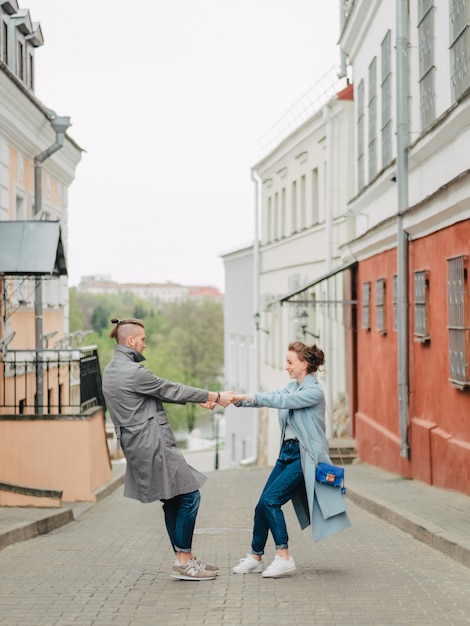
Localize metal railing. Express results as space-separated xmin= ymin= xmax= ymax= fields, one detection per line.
xmin=256 ymin=65 xmax=345 ymax=156
xmin=0 ymin=346 xmax=105 ymax=415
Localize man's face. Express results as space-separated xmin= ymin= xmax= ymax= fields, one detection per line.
xmin=129 ymin=328 xmax=146 ymax=354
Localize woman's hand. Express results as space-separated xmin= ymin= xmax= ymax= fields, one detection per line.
xmin=231 ymin=393 xmax=251 ymax=404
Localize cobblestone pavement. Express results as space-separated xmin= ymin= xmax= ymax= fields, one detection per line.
xmin=0 ymin=465 xmax=469 ymax=626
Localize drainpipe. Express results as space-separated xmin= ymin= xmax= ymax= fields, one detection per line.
xmin=248 ymin=168 xmax=262 ymax=464
xmin=34 ymin=115 xmax=71 ymax=413
xmin=396 ymin=1 xmax=410 ymax=459
xmin=323 ymin=102 xmax=334 ymax=438
xmin=338 ymin=0 xmax=348 ymax=80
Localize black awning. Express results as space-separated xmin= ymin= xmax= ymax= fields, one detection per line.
xmin=0 ymin=220 xmax=67 ymax=276
xmin=270 ymin=261 xmax=357 ymax=306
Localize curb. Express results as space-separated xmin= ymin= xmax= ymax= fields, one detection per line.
xmin=0 ymin=509 xmax=74 ymax=552
xmin=0 ymin=467 xmax=126 ymax=553
xmin=346 ymin=488 xmax=470 ymax=569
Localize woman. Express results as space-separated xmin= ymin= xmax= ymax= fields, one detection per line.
xmin=232 ymin=341 xmax=351 ymax=578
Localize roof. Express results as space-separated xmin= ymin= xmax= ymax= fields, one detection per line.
xmin=0 ymin=220 xmax=67 ymax=276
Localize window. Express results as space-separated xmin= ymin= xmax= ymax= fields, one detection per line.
xmin=357 ymin=80 xmax=365 ymax=190
xmin=274 ymin=192 xmax=279 ymax=240
xmin=300 ymin=175 xmax=306 ymax=229
xmin=368 ymin=57 xmax=377 ymax=181
xmin=450 ymin=0 xmax=470 ymax=101
xmin=376 ymin=278 xmax=386 ymax=335
xmin=28 ymin=52 xmax=34 ymax=90
xmin=393 ymin=274 xmax=398 ymax=331
xmin=447 ymin=255 xmax=470 ymax=388
xmin=17 ymin=40 xmax=24 ymax=80
xmin=311 ymin=168 xmax=319 ymax=224
xmin=362 ymin=281 xmax=371 ymax=330
xmin=266 ymin=196 xmax=272 ymax=243
xmin=281 ymin=188 xmax=286 ymax=238
xmin=2 ymin=21 xmax=8 ymax=64
xmin=418 ymin=1 xmax=436 ymax=128
xmin=291 ymin=180 xmax=297 ymax=233
xmin=414 ymin=270 xmax=430 ymax=342
xmin=381 ymin=30 xmax=392 ymax=167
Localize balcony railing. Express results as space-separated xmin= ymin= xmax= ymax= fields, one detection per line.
xmin=0 ymin=346 xmax=106 ymax=416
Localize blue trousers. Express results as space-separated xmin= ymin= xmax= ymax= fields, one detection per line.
xmin=251 ymin=440 xmax=305 ymax=554
xmin=161 ymin=490 xmax=200 ymax=553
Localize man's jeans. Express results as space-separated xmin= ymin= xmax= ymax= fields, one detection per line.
xmin=162 ymin=490 xmax=200 ymax=553
xmin=251 ymin=440 xmax=305 ymax=554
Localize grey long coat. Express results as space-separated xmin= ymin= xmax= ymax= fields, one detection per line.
xmin=102 ymin=344 xmax=209 ymax=502
xmin=239 ymin=374 xmax=351 ymax=542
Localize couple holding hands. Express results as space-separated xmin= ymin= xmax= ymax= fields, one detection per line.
xmin=102 ymin=318 xmax=350 ymax=581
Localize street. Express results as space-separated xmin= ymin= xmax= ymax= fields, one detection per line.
xmin=0 ymin=466 xmax=469 ymax=625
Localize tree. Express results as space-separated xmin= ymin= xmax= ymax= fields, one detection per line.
xmin=91 ymin=305 xmax=110 ymax=334
xmin=160 ymin=300 xmax=224 ymax=431
xmin=68 ymin=289 xmax=225 ymax=435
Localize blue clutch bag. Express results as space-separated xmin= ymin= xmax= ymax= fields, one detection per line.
xmin=315 ymin=462 xmax=346 ymax=494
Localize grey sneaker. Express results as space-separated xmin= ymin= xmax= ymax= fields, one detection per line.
xmin=233 ymin=553 xmax=264 ymax=574
xmin=171 ymin=558 xmax=217 ymax=581
xmin=193 ymin=556 xmax=219 ymax=573
xmin=262 ymin=555 xmax=296 ymax=578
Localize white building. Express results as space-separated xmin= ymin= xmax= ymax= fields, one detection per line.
xmin=253 ymin=81 xmax=356 ymax=464
xmin=78 ymin=276 xmax=223 ymax=304
xmin=220 ymin=244 xmax=259 ymax=467
xmin=223 ymin=66 xmax=356 ymax=467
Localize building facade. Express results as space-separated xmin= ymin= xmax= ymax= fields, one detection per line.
xmin=220 ymin=244 xmax=258 ymax=467
xmin=340 ymin=0 xmax=470 ymax=495
xmin=78 ymin=276 xmax=224 ymax=304
xmin=245 ymin=77 xmax=355 ymax=465
xmin=0 ymin=2 xmax=111 ymax=505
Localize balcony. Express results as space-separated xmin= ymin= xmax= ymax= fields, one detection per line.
xmin=0 ymin=347 xmax=112 ymax=506
xmin=0 ymin=346 xmax=105 ymax=415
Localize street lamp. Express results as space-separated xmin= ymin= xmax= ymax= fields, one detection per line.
xmin=34 ymin=113 xmax=71 ymax=412
xmin=298 ymin=310 xmax=320 ymax=341
xmin=254 ymin=312 xmax=269 ymax=335
xmin=213 ymin=404 xmax=224 ymax=470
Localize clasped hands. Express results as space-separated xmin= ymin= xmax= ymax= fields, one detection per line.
xmin=199 ymin=391 xmax=249 ymax=410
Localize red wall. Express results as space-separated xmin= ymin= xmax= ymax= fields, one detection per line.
xmin=354 ymin=220 xmax=470 ymax=495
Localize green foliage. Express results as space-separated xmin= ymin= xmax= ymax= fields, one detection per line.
xmin=91 ymin=305 xmax=110 ymax=334
xmin=68 ymin=288 xmax=84 ymax=331
xmin=69 ymin=288 xmax=224 ymax=433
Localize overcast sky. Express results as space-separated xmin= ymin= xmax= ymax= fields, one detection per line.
xmin=25 ymin=0 xmax=341 ymax=290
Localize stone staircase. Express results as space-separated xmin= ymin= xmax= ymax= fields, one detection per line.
xmin=328 ymin=438 xmax=357 ymax=465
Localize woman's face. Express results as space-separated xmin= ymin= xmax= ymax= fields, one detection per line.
xmin=285 ymin=350 xmax=308 ymax=382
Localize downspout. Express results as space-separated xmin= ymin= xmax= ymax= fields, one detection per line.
xmin=247 ymin=168 xmax=262 ymax=464
xmin=323 ymin=102 xmax=334 ymax=438
xmin=338 ymin=0 xmax=348 ymax=80
xmin=396 ymin=1 xmax=410 ymax=458
xmin=34 ymin=115 xmax=71 ymax=413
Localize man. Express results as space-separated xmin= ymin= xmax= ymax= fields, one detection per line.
xmin=102 ymin=318 xmax=233 ymax=581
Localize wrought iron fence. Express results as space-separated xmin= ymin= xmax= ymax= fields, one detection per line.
xmin=0 ymin=346 xmax=105 ymax=415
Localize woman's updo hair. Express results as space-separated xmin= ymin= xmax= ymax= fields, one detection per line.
xmin=288 ymin=341 xmax=325 ymax=373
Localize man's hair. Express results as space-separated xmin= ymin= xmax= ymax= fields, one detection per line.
xmin=109 ymin=318 xmax=144 ymax=344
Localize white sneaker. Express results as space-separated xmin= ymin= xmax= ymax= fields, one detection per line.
xmin=262 ymin=555 xmax=296 ymax=578
xmin=233 ymin=553 xmax=264 ymax=574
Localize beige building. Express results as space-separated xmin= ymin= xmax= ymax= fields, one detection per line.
xmin=0 ymin=1 xmax=111 ymax=506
